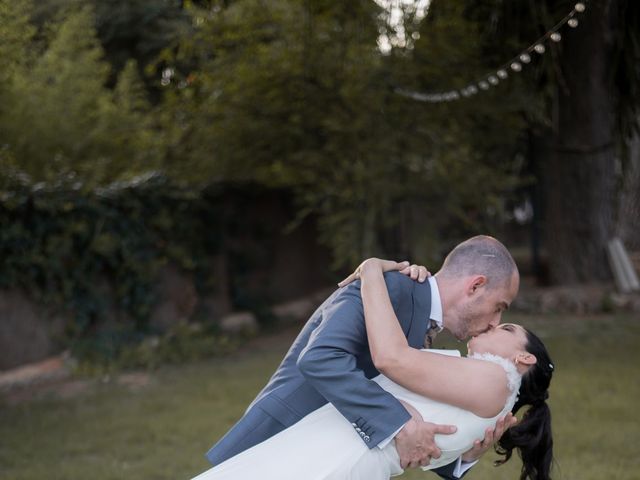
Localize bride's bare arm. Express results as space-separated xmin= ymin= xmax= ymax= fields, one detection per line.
xmin=359 ymin=259 xmax=509 ymax=418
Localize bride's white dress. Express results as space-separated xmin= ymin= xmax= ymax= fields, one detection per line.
xmin=192 ymin=350 xmax=521 ymax=480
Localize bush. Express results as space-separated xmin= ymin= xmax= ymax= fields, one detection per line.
xmin=72 ymin=322 xmax=254 ymax=373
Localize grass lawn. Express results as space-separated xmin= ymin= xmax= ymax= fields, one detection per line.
xmin=1 ymin=313 xmax=639 ymax=480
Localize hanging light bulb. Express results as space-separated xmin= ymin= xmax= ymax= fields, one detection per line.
xmin=394 ymin=2 xmax=588 ymax=104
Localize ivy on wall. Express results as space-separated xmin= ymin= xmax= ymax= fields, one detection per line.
xmin=0 ymin=175 xmax=218 ymax=338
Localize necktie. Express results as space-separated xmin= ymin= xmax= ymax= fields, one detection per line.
xmin=424 ymin=319 xmax=441 ymax=349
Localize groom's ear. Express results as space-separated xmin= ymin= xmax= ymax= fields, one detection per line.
xmin=468 ymin=275 xmax=487 ymax=295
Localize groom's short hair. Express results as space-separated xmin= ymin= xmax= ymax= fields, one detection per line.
xmin=440 ymin=235 xmax=517 ymax=289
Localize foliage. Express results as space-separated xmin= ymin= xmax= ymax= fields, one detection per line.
xmin=0 ymin=0 xmax=536 ymax=273
xmin=0 ymin=2 xmax=164 ymax=188
xmin=158 ymin=0 xmax=527 ymax=267
xmin=29 ymin=0 xmax=191 ymax=84
xmin=72 ymin=322 xmax=253 ymax=373
xmin=0 ymin=1 xmax=37 ymax=85
xmin=2 ymin=0 xmax=635 ymax=326
xmin=0 ymin=175 xmax=212 ymax=336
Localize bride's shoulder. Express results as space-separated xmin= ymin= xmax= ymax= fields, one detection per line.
xmin=453 ymin=355 xmax=514 ymax=418
xmin=467 ymin=352 xmax=521 ymax=394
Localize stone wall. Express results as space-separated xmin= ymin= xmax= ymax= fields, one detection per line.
xmin=0 ymin=290 xmax=66 ymax=370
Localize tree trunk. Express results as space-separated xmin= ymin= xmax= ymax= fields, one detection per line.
xmin=528 ymin=126 xmax=554 ymax=285
xmin=617 ymin=127 xmax=640 ymax=251
xmin=544 ymin=0 xmax=619 ymax=284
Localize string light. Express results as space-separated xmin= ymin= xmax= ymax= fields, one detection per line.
xmin=550 ymin=32 xmax=562 ymax=42
xmin=396 ymin=2 xmax=588 ymax=103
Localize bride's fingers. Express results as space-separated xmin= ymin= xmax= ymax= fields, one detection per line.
xmin=399 ymin=264 xmax=431 ymax=283
xmin=417 ymin=266 xmax=431 ymax=282
xmin=337 ymin=272 xmax=359 ymax=288
xmin=392 ymin=260 xmax=410 ymax=271
xmin=403 ymin=265 xmax=417 ymax=280
xmin=339 ymin=259 xmax=413 ymax=287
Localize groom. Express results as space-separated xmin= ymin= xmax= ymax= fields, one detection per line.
xmin=206 ymin=235 xmax=520 ymax=479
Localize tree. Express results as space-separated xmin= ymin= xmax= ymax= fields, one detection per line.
xmin=524 ymin=0 xmax=640 ymax=283
xmin=0 ymin=5 xmax=163 ymax=188
xmin=31 ymin=0 xmax=190 ymax=90
xmin=406 ymin=0 xmax=640 ymax=283
xmin=155 ymin=0 xmax=527 ymax=267
xmin=543 ymin=0 xmax=619 ymax=283
xmin=617 ymin=128 xmax=640 ymax=250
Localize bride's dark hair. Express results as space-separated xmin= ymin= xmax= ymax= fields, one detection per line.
xmin=495 ymin=328 xmax=554 ymax=480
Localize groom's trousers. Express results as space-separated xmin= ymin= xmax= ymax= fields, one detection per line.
xmin=207 ymin=404 xmax=287 ymax=464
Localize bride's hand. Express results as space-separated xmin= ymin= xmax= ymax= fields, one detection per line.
xmin=337 ymin=258 xmax=430 ymax=288
xmin=460 ymin=413 xmax=518 ymax=463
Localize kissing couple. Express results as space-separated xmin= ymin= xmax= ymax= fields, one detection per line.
xmin=192 ymin=235 xmax=554 ymax=480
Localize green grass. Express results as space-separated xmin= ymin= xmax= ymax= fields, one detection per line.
xmin=1 ymin=314 xmax=639 ymax=480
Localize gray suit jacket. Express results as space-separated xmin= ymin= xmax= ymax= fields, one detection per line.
xmin=206 ymin=272 xmax=463 ymax=480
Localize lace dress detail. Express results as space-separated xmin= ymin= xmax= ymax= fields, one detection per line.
xmin=468 ymin=351 xmax=521 ymax=414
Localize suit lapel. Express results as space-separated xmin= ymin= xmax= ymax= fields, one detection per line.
xmin=407 ymin=280 xmax=432 ymax=349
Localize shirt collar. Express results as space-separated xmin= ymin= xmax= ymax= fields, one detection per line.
xmin=428 ymin=276 xmax=443 ymax=330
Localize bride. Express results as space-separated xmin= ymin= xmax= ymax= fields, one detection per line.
xmin=192 ymin=258 xmax=554 ymax=480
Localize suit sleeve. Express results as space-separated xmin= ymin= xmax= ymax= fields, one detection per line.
xmin=296 ymin=272 xmax=413 ymax=449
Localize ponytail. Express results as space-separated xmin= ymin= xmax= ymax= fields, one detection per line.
xmin=496 ymin=400 xmax=553 ymax=480
xmin=495 ymin=329 xmax=554 ymax=480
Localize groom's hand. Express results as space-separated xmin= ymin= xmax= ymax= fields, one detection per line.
xmin=460 ymin=413 xmax=518 ymax=463
xmin=395 ymin=417 xmax=457 ymax=469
